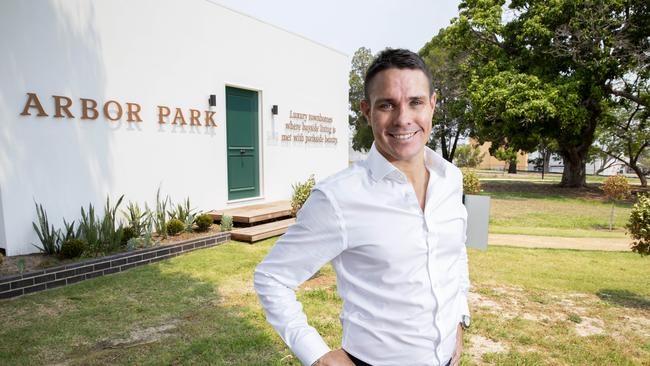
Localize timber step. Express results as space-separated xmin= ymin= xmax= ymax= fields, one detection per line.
xmin=230 ymin=218 xmax=296 ymax=243
xmin=207 ymin=200 xmax=292 ymax=224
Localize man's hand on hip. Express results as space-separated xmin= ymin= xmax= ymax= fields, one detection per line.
xmin=313 ymin=349 xmax=356 ymax=366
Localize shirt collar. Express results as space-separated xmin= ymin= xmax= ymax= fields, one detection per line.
xmin=366 ymin=143 xmax=447 ymax=183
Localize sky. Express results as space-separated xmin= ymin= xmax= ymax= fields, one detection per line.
xmin=210 ymin=0 xmax=462 ymax=56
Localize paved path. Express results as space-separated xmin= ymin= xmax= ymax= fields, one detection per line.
xmin=488 ymin=233 xmax=632 ymax=251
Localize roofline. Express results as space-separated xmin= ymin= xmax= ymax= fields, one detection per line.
xmin=204 ymin=0 xmax=349 ymax=58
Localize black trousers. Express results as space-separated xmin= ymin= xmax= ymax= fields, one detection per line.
xmin=344 ymin=350 xmax=452 ymax=366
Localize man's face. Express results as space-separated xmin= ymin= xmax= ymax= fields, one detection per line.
xmin=361 ymin=68 xmax=436 ymax=165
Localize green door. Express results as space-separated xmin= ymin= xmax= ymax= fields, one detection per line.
xmin=226 ymin=87 xmax=259 ymax=200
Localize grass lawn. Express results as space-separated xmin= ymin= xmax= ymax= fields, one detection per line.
xmin=482 ymin=183 xmax=634 ymax=239
xmin=1 ymin=239 xmax=648 ymax=365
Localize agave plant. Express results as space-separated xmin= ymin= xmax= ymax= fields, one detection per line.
xmin=32 ymin=201 xmax=60 ymax=255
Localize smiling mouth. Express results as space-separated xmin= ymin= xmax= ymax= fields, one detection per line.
xmin=389 ymin=131 xmax=417 ymax=140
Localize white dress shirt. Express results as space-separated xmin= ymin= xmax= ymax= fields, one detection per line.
xmin=254 ymin=144 xmax=470 ymax=366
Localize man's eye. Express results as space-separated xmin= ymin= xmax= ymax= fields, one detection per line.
xmin=411 ymin=99 xmax=424 ymax=106
xmin=379 ymin=103 xmax=393 ymax=110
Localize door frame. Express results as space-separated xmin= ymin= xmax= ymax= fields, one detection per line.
xmin=224 ymin=82 xmax=264 ymax=204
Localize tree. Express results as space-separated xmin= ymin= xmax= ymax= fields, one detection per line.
xmin=444 ymin=0 xmax=650 ymax=187
xmin=494 ymin=146 xmax=519 ymax=174
xmin=595 ymin=73 xmax=650 ymax=186
xmin=454 ymin=144 xmax=485 ymax=168
xmin=349 ymin=47 xmax=375 ymax=152
xmin=420 ymin=29 xmax=473 ymax=162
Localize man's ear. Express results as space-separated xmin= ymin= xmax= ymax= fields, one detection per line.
xmin=430 ymin=92 xmax=437 ymax=113
xmin=361 ymin=99 xmax=371 ymax=125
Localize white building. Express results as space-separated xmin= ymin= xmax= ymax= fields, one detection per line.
xmin=0 ymin=0 xmax=349 ymax=255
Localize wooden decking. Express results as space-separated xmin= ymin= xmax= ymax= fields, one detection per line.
xmin=207 ymin=200 xmax=292 ymax=224
xmin=207 ymin=200 xmax=295 ymax=243
xmin=230 ymin=218 xmax=296 ymax=243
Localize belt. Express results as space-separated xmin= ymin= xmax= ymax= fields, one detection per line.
xmin=344 ymin=350 xmax=452 ymax=366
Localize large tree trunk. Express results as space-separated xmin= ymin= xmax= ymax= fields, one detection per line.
xmin=508 ymin=161 xmax=517 ymax=174
xmin=560 ymin=147 xmax=588 ymax=187
xmin=630 ymin=164 xmax=648 ymax=187
xmin=543 ymin=151 xmax=551 ymax=174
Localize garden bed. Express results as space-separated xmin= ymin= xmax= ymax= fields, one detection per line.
xmin=0 ymin=228 xmax=230 ymax=300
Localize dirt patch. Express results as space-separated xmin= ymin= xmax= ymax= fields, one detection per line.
xmin=301 ymin=272 xmax=336 ymax=290
xmin=98 ymin=319 xmax=180 ymax=348
xmin=468 ymin=334 xmax=508 ymax=364
xmin=574 ymin=316 xmax=605 ymax=337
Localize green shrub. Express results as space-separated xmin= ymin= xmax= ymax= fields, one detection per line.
xmin=455 ymin=144 xmax=485 ymax=168
xmin=291 ymin=174 xmax=316 ymax=216
xmin=61 ymin=238 xmax=87 ymax=259
xmin=603 ymin=175 xmax=631 ymax=230
xmin=168 ymin=197 xmax=198 ymax=232
xmin=126 ymin=231 xmax=158 ymax=251
xmin=462 ymin=169 xmax=481 ymax=194
xmin=195 ymin=214 xmax=213 ymax=232
xmin=627 ymin=193 xmax=650 ymax=256
xmin=57 ymin=219 xmax=78 ymax=246
xmin=167 ymin=218 xmax=184 ymax=236
xmin=121 ymin=226 xmax=137 ymax=247
xmin=220 ymin=215 xmax=233 ymax=232
xmin=32 ymin=201 xmax=60 ymax=255
xmin=122 ymin=201 xmax=151 ymax=237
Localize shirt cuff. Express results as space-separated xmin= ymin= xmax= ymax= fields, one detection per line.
xmin=295 ymin=331 xmax=331 ymax=366
xmin=458 ymin=292 xmax=470 ymax=321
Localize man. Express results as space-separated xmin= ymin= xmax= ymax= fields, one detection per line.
xmin=254 ymin=48 xmax=470 ymax=366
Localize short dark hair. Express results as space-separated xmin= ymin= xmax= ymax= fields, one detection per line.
xmin=363 ymin=48 xmax=434 ymax=101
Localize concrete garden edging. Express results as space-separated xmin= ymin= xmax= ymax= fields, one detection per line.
xmin=0 ymin=232 xmax=231 ymax=300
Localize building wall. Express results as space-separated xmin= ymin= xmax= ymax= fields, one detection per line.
xmin=473 ymin=140 xmax=529 ymax=171
xmin=0 ymin=0 xmax=349 ymax=255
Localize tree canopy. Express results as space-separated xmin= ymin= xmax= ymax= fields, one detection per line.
xmin=440 ymin=0 xmax=650 ymax=186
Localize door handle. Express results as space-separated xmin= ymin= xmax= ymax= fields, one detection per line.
xmin=240 ymin=149 xmax=245 ymax=154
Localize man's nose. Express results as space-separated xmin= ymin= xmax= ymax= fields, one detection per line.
xmin=393 ymin=103 xmax=413 ymax=126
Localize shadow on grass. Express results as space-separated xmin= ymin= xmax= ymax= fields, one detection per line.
xmin=597 ymin=289 xmax=650 ymax=310
xmin=0 ymin=258 xmax=291 ymax=366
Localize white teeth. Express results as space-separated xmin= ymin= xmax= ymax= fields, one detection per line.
xmin=392 ymin=132 xmax=416 ymax=140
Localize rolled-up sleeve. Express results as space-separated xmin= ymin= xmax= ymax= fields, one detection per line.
xmin=254 ymin=188 xmax=347 ymax=366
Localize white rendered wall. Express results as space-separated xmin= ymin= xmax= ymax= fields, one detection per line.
xmin=0 ymin=0 xmax=349 ymax=255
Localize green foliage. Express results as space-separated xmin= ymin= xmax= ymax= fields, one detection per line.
xmin=291 ymin=174 xmax=316 ymax=216
xmin=168 ymin=197 xmax=199 ymax=233
xmin=121 ymin=226 xmax=137 ymax=247
xmin=166 ymin=218 xmax=184 ymax=236
xmin=16 ymin=258 xmax=25 ymax=274
xmin=79 ymin=202 xmax=100 ymax=254
xmin=454 ymin=144 xmax=485 ymax=168
xmin=122 ymin=201 xmax=151 ymax=237
xmin=126 ymin=231 xmax=157 ymax=251
xmin=32 ymin=201 xmax=60 ymax=255
xmin=79 ymin=195 xmax=125 ymax=256
xmin=348 ymin=47 xmax=375 ymax=152
xmin=445 ymin=0 xmax=650 ymax=186
xmin=60 ymin=238 xmax=87 ymax=259
xmin=57 ymin=218 xmax=78 ymax=247
xmin=421 ymin=29 xmax=473 ymax=162
xmin=220 ymin=215 xmax=233 ymax=232
xmin=195 ymin=214 xmax=213 ymax=232
xmin=627 ymin=194 xmax=650 ymax=256
xmin=462 ymin=169 xmax=482 ymax=194
xmin=98 ymin=195 xmax=124 ymax=254
xmin=152 ymin=188 xmax=169 ymax=238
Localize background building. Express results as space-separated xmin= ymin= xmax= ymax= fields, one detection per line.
xmin=0 ymin=0 xmax=349 ymax=255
